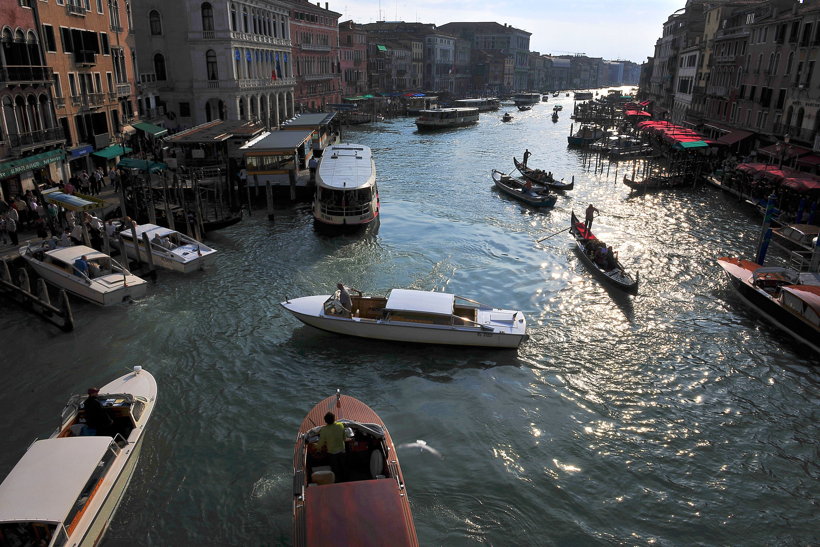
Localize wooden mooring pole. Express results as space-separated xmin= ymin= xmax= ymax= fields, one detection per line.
xmin=0 ymin=259 xmax=74 ymax=331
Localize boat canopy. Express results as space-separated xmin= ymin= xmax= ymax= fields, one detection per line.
xmin=0 ymin=437 xmax=114 ymax=524
xmin=42 ymin=188 xmax=106 ymax=212
xmin=781 ymin=285 xmax=820 ymax=320
xmin=386 ymin=289 xmax=454 ymax=316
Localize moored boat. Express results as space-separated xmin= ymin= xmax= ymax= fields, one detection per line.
xmin=313 ymin=143 xmax=379 ymax=228
xmin=513 ymin=157 xmax=574 ymax=191
xmin=281 ymin=288 xmax=527 ymax=348
xmin=20 ymin=244 xmax=148 ymax=306
xmin=415 ymin=108 xmax=479 ymax=130
xmin=117 ymin=223 xmax=217 ymax=273
xmin=292 ymin=391 xmax=418 ymax=547
xmin=623 ymin=174 xmax=687 ymax=190
xmin=717 ymin=257 xmax=820 ymax=353
xmin=0 ymin=367 xmax=157 ymax=547
xmin=574 ymin=91 xmax=594 ymax=100
xmin=492 ymin=169 xmax=558 ymax=208
xmin=569 ymin=211 xmax=638 ymax=293
xmin=567 ymin=124 xmax=606 ymax=146
xmin=770 ymin=223 xmax=820 ymax=255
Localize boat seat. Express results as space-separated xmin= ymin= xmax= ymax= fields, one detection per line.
xmin=369 ymin=450 xmax=384 ymax=479
xmin=311 ymin=466 xmax=335 ymax=485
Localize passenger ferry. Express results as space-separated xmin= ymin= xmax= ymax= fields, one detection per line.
xmin=415 ymin=107 xmax=479 ymax=130
xmin=453 ymin=98 xmax=500 ymax=112
xmin=574 ymin=91 xmax=594 ymax=101
xmin=512 ymin=93 xmax=541 ymax=106
xmin=313 ymin=143 xmax=379 ymax=228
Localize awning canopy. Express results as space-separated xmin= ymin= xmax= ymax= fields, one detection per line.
xmin=121 ymin=124 xmax=137 ymax=136
xmin=92 ymin=144 xmax=133 ymax=159
xmin=133 ymin=121 xmax=168 ymax=138
xmin=376 ymin=45 xmax=387 ymax=51
xmin=715 ymin=129 xmax=754 ymax=146
xmin=117 ymin=158 xmax=167 ymax=173
xmin=42 ymin=188 xmax=107 ymax=211
xmin=758 ymin=143 xmax=812 ymax=159
xmin=0 ymin=149 xmax=64 ymax=179
xmin=797 ymin=154 xmax=820 ymax=168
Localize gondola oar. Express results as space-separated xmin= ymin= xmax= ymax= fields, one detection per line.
xmin=536 ymin=227 xmax=570 ymax=242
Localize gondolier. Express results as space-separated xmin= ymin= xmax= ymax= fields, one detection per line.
xmin=523 ymin=149 xmax=531 ymax=166
xmin=585 ymin=204 xmax=599 ymax=233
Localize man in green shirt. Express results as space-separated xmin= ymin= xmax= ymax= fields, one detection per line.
xmin=317 ymin=412 xmax=346 ymax=482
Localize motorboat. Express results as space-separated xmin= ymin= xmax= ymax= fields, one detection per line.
xmin=292 ymin=391 xmax=418 ymax=547
xmin=517 ymin=105 xmax=532 ymax=112
xmin=20 ymin=244 xmax=148 ymax=306
xmin=569 ymin=211 xmax=638 ymax=293
xmin=117 ymin=223 xmax=217 ymax=273
xmin=770 ymin=224 xmax=820 ymax=255
xmin=567 ymin=124 xmax=607 ymax=146
xmin=492 ymin=169 xmax=558 ymax=208
xmin=313 ymin=143 xmax=379 ymax=228
xmin=281 ymin=288 xmax=527 ymax=348
xmin=502 ymin=112 xmax=513 ymax=122
xmin=453 ymin=98 xmax=500 ymax=112
xmin=414 ymin=108 xmax=479 ymax=130
xmin=0 ymin=367 xmax=157 ymax=547
xmin=553 ymin=105 xmax=563 ymax=111
xmin=717 ymin=257 xmax=820 ymax=353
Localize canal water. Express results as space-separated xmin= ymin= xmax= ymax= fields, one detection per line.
xmin=1 ymin=89 xmax=818 ymax=545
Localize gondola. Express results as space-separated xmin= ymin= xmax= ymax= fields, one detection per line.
xmin=569 ymin=211 xmax=638 ymax=294
xmin=491 ymin=170 xmax=557 ymax=207
xmin=502 ymin=112 xmax=513 ymax=122
xmin=623 ymin=175 xmax=687 ymax=191
xmin=517 ymin=105 xmax=532 ymax=112
xmin=513 ymin=157 xmax=574 ymax=191
xmin=551 ymin=112 xmax=559 ymax=123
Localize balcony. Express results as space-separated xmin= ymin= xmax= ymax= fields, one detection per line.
xmin=108 ymin=92 xmax=117 ymax=101
xmin=54 ymin=97 xmax=65 ymax=108
xmin=0 ymin=66 xmax=54 ymax=84
xmin=110 ymin=24 xmax=123 ymax=33
xmin=301 ymin=44 xmax=331 ymax=52
xmin=117 ymin=83 xmax=131 ymax=96
xmin=304 ymin=73 xmax=336 ymax=81
xmin=706 ymin=85 xmax=728 ymax=97
xmin=88 ymin=93 xmax=105 ymax=106
xmin=7 ymin=127 xmax=66 ymax=151
xmin=74 ymin=50 xmax=96 ymax=66
xmin=66 ymin=3 xmax=86 ymax=16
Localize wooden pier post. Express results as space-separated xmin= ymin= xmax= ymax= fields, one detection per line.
xmin=141 ymin=232 xmax=157 ymax=280
xmin=266 ymin=180 xmax=275 ymax=221
xmin=36 ymin=278 xmax=51 ymax=308
xmin=129 ymin=222 xmax=141 ymax=265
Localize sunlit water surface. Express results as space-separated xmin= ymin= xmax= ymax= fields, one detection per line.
xmin=1 ymin=90 xmax=817 ymax=545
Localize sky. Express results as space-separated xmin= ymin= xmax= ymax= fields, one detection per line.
xmin=330 ymin=0 xmax=687 ymax=64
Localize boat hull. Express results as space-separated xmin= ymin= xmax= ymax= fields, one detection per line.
xmin=23 ymin=257 xmax=147 ymax=305
xmin=121 ymin=241 xmax=216 ymax=273
xmin=492 ymin=171 xmax=557 ymax=207
xmin=569 ymin=212 xmax=638 ymax=293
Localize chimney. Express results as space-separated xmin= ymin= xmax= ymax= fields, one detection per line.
xmin=325 ymin=2 xmax=329 ymax=9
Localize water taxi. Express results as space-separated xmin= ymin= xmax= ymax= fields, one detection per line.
xmin=718 ymin=257 xmax=820 ymax=353
xmin=20 ymin=244 xmax=148 ymax=306
xmin=453 ymin=97 xmax=500 ymax=112
xmin=313 ymin=143 xmax=379 ymax=228
xmin=117 ymin=223 xmax=217 ymax=273
xmin=292 ymin=391 xmax=418 ymax=547
xmin=281 ymin=288 xmax=527 ymax=348
xmin=415 ymin=108 xmax=479 ymax=130
xmin=512 ymin=93 xmax=541 ymax=106
xmin=0 ymin=367 xmax=157 ymax=547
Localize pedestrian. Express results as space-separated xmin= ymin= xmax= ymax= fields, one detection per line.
xmin=308 ymin=156 xmax=319 ymax=183
xmin=108 ymin=167 xmax=119 ymax=191
xmin=0 ymin=215 xmax=7 ymax=244
xmin=584 ymin=203 xmax=599 ymax=234
xmin=6 ymin=214 xmax=18 ymax=245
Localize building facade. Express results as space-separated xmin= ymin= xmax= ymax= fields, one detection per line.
xmin=288 ymin=0 xmax=341 ymax=112
xmin=132 ymin=0 xmax=296 ymax=131
xmin=338 ymin=20 xmax=366 ymax=96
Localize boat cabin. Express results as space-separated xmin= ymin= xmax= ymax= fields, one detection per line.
xmin=751 ymin=267 xmax=800 ymax=295
xmin=779 ymin=285 xmax=820 ymax=327
xmin=324 ymin=289 xmax=481 ymax=326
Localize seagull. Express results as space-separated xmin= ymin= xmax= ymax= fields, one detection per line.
xmin=398 ymin=439 xmax=442 ymax=458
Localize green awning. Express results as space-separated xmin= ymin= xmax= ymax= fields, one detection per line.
xmin=376 ymin=45 xmax=387 ymax=51
xmin=676 ymin=140 xmax=709 ymax=149
xmin=92 ymin=144 xmax=132 ymax=159
xmin=117 ymin=158 xmax=167 ymax=173
xmin=0 ymin=149 xmax=64 ymax=179
xmin=133 ymin=121 xmax=168 ymax=137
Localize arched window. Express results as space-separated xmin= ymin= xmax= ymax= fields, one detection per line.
xmin=796 ymin=107 xmax=805 ymax=129
xmin=149 ymin=10 xmax=162 ymax=35
xmin=206 ymin=49 xmax=218 ymax=80
xmin=242 ymin=7 xmax=249 ymax=32
xmin=201 ymin=3 xmax=214 ymax=32
xmin=154 ymin=53 xmax=167 ymax=80
xmin=230 ymin=4 xmax=237 ymax=31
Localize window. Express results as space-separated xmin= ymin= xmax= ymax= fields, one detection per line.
xmin=179 ymin=102 xmax=191 ymax=117
xmin=68 ymin=73 xmax=77 ymax=96
xmin=206 ymin=49 xmax=218 ymax=80
xmin=53 ymin=74 xmax=63 ymax=97
xmin=149 ymin=10 xmax=162 ymax=35
xmin=100 ymin=32 xmax=109 ymax=55
xmin=230 ymin=4 xmax=237 ymax=31
xmin=96 ymin=0 xmax=103 ymax=12
xmin=42 ymin=25 xmax=56 ymax=52
xmin=154 ymin=53 xmax=166 ymax=80
xmin=106 ymin=72 xmax=113 ymax=91
xmin=60 ymin=27 xmax=73 ymax=53
xmin=202 ymin=2 xmax=214 ymax=31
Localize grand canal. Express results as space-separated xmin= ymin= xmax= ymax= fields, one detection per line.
xmin=1 ymin=90 xmax=818 ymax=545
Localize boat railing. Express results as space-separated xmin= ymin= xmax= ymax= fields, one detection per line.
xmin=318 ymin=201 xmax=371 ymax=217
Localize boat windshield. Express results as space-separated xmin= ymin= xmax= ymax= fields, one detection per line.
xmin=317 ymin=187 xmax=373 ymax=217
xmin=0 ymin=521 xmax=63 ymax=547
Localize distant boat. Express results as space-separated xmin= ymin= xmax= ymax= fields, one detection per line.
xmin=502 ymin=112 xmax=513 ymax=122
xmin=517 ymin=105 xmax=532 ymax=112
xmin=415 ymin=108 xmax=479 ymax=130
xmin=292 ymin=391 xmax=419 ymax=546
xmin=0 ymin=367 xmax=157 ymax=547
xmin=512 ymin=92 xmax=541 ymax=106
xmin=551 ymin=111 xmax=559 ymax=123
xmin=567 ymin=124 xmax=606 ymax=146
xmin=574 ymin=91 xmax=594 ymax=100
xmin=623 ymin=174 xmax=687 ymax=191
xmin=453 ymin=97 xmax=500 ymax=112
xmin=553 ymin=104 xmax=563 ymax=111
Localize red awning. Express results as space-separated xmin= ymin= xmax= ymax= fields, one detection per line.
xmin=758 ymin=143 xmax=813 ymax=159
xmin=782 ymin=177 xmax=820 ymax=192
xmin=797 ymin=153 xmax=820 ymax=167
xmin=715 ymin=129 xmax=754 ymax=145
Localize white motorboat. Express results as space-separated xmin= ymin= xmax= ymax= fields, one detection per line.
xmin=415 ymin=108 xmax=479 ymax=130
xmin=313 ymin=144 xmax=379 ymax=228
xmin=20 ymin=244 xmax=148 ymax=306
xmin=0 ymin=367 xmax=157 ymax=547
xmin=117 ymin=223 xmax=217 ymax=273
xmin=281 ymin=288 xmax=527 ymax=348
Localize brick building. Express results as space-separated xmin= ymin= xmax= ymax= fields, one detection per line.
xmin=288 ymin=0 xmax=341 ymax=112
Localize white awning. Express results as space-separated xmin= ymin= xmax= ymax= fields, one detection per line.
xmin=385 ymin=289 xmax=454 ymax=316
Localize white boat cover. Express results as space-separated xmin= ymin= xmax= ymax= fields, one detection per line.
xmin=318 ymin=144 xmax=373 ymax=190
xmin=0 ymin=436 xmax=113 ymax=523
xmin=385 ymin=289 xmax=454 ymax=316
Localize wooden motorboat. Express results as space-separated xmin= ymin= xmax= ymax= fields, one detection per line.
xmin=0 ymin=367 xmax=157 ymax=547
xmin=502 ymin=112 xmax=513 ymax=122
xmin=569 ymin=211 xmax=638 ymax=293
xmin=770 ymin=224 xmax=820 ymax=255
xmin=292 ymin=391 xmax=418 ymax=547
xmin=281 ymin=287 xmax=527 ymax=348
xmin=623 ymin=174 xmax=687 ymax=190
xmin=313 ymin=143 xmax=379 ymax=228
xmin=717 ymin=257 xmax=820 ymax=353
xmin=492 ymin=169 xmax=558 ymax=208
xmin=117 ymin=223 xmax=217 ymax=273
xmin=20 ymin=244 xmax=148 ymax=306
xmin=513 ymin=157 xmax=574 ymax=191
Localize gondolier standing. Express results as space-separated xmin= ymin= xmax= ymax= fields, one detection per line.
xmin=523 ymin=149 xmax=531 ymax=167
xmin=584 ymin=204 xmax=599 ymax=234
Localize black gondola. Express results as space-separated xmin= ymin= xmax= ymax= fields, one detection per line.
xmin=569 ymin=211 xmax=638 ymax=294
xmin=513 ymin=157 xmax=574 ymax=191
